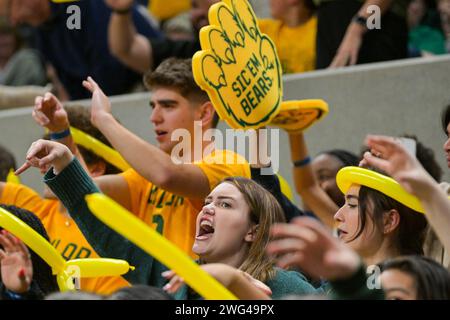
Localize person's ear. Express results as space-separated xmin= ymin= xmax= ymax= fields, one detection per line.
xmin=383 ymin=209 xmax=400 ymax=235
xmin=87 ymin=161 xmax=106 ymax=178
xmin=197 ymin=101 xmax=215 ymax=129
xmin=244 ymin=224 xmax=259 ymax=242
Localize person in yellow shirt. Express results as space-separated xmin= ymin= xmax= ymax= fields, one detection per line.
xmin=0 ymin=107 xmax=130 ymax=295
xmin=148 ymin=0 xmax=191 ymax=21
xmin=33 ymin=58 xmax=251 ymax=260
xmin=258 ymin=0 xmax=317 ymax=74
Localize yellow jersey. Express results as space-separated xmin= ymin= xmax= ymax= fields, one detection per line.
xmin=259 ymin=16 xmax=317 ymax=74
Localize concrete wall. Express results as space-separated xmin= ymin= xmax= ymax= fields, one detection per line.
xmin=1 ymin=55 xmax=449 ymax=204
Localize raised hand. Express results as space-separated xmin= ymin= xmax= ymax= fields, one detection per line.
xmin=82 ymin=77 xmax=113 ymax=129
xmin=267 ymin=217 xmax=360 ymax=281
xmin=362 ymin=135 xmax=436 ymax=196
xmin=33 ymin=92 xmax=69 ymax=133
xmin=0 ymin=230 xmax=33 ymax=294
xmin=15 ymin=139 xmax=73 ymax=176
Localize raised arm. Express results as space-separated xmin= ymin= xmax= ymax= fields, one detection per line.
xmin=363 ymin=134 xmax=450 ymax=253
xmin=32 ymin=92 xmax=132 ymax=210
xmin=288 ymin=132 xmax=338 ymax=228
xmin=105 ymin=0 xmax=152 ymax=74
xmin=83 ymin=77 xmax=211 ymax=199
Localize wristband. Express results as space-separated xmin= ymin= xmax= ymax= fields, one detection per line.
xmin=293 ymin=156 xmax=311 ymax=168
xmin=50 ymin=128 xmax=71 ymax=140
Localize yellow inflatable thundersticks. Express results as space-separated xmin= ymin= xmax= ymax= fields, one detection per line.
xmin=336 ymin=167 xmax=426 ymax=214
xmin=86 ymin=193 xmax=237 ymax=300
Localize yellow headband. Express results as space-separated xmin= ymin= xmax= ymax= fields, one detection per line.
xmin=70 ymin=127 xmax=130 ymax=172
xmin=336 ymin=166 xmax=425 ymax=214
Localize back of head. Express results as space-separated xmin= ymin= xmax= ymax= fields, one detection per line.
xmin=0 ymin=205 xmax=59 ymax=295
xmin=0 ymin=144 xmax=16 ymax=182
xmin=358 ymin=187 xmax=428 ymax=256
xmin=382 ymin=255 xmax=450 ymax=299
xmin=143 ymin=58 xmax=219 ymax=127
xmin=222 ymin=177 xmax=285 ymax=282
xmin=107 ymin=285 xmax=173 ymax=300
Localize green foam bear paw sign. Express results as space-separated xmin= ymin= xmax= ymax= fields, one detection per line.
xmin=192 ymin=0 xmax=282 ymax=129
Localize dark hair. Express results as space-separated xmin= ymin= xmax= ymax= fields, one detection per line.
xmin=0 ymin=144 xmax=16 ymax=182
xmin=401 ymin=134 xmax=442 ymax=182
xmin=45 ymin=291 xmax=104 ymax=300
xmin=0 ymin=18 xmax=22 ymax=52
xmin=65 ymin=106 xmax=120 ymax=174
xmin=359 ymin=134 xmax=442 ymax=182
xmin=442 ymin=104 xmax=450 ymax=134
xmin=143 ymin=58 xmax=219 ymax=127
xmin=319 ymin=149 xmax=359 ymax=167
xmin=304 ymin=0 xmax=317 ymax=11
xmin=107 ymin=285 xmax=173 ymax=300
xmin=381 ymin=255 xmax=450 ymax=300
xmin=351 ymin=187 xmax=428 ymax=256
xmin=0 ymin=205 xmax=59 ymax=295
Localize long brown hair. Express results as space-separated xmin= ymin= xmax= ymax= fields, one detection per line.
xmin=221 ymin=177 xmax=285 ymax=282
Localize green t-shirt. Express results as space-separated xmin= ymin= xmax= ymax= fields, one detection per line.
xmin=409 ymin=25 xmax=446 ymax=55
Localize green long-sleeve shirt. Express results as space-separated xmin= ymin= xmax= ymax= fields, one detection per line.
xmin=44 ymin=159 xmax=319 ymax=299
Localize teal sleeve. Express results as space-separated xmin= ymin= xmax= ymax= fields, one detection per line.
xmin=329 ymin=264 xmax=385 ymax=300
xmin=43 ymin=158 xmax=155 ymax=285
xmin=267 ymin=268 xmax=323 ymax=300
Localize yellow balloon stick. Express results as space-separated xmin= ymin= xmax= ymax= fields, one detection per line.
xmin=336 ymin=167 xmax=425 ymax=213
xmin=70 ymin=126 xmax=131 ymax=172
xmin=65 ymin=258 xmax=135 ymax=278
xmin=85 ymin=193 xmax=238 ymax=300
xmin=0 ymin=207 xmax=66 ymax=273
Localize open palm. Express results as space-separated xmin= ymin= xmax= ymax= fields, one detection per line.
xmin=0 ymin=231 xmax=33 ymax=294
